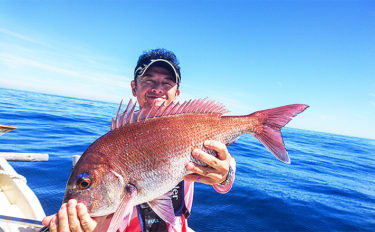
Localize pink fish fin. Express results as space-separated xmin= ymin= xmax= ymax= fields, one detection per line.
xmin=120 ymin=99 xmax=133 ymax=127
xmin=189 ymin=98 xmax=229 ymax=115
xmin=196 ymin=98 xmax=208 ymax=112
xmin=204 ymin=100 xmax=217 ymax=113
xmin=175 ymin=101 xmax=187 ymax=114
xmin=169 ymin=102 xmax=180 ymax=115
xmin=185 ymin=99 xmax=196 ymax=112
xmin=111 ymin=100 xmax=123 ymax=130
xmin=126 ymin=100 xmax=138 ymax=124
xmin=112 ymin=99 xmax=137 ymax=130
xmin=181 ymin=100 xmax=192 ymax=113
xmin=161 ymin=101 xmax=175 ymax=116
xmin=107 ymin=184 xmax=137 ymax=232
xmin=111 ymin=117 xmax=115 ymax=130
xmin=191 ymin=99 xmax=202 ymax=113
xmin=196 ymin=98 xmax=209 ymax=113
xmin=142 ymin=102 xmax=156 ymax=121
xmin=211 ymin=104 xmax=225 ymax=114
xmin=136 ymin=108 xmax=145 ymax=122
xmin=250 ymin=104 xmax=309 ymax=164
xmin=207 ymin=100 xmax=228 ymax=115
xmin=188 ymin=99 xmax=198 ymax=112
xmin=147 ymin=192 xmax=177 ymax=226
xmin=152 ymin=104 xmax=164 ymax=117
xmin=216 ymin=106 xmax=226 ymax=114
xmin=111 ymin=98 xmax=230 ymax=126
xmin=147 ymin=102 xmax=160 ymax=118
xmin=157 ymin=104 xmax=168 ymax=117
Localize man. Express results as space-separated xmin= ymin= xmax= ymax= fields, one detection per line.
xmin=43 ymin=48 xmax=236 ymax=232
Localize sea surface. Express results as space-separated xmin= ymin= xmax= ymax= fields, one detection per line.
xmin=0 ymin=87 xmax=374 ymax=231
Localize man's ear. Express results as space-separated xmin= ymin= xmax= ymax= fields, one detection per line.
xmin=175 ymin=89 xmax=180 ymax=98
xmin=131 ymin=81 xmax=137 ymax=97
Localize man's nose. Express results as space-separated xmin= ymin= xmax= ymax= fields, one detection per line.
xmin=151 ymin=83 xmax=163 ymax=93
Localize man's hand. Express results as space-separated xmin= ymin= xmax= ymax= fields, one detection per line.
xmin=183 ymin=140 xmax=231 ymax=185
xmin=42 ymin=199 xmax=108 ymax=232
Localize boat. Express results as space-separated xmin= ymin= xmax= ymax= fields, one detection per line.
xmin=0 ymin=125 xmax=47 ymax=232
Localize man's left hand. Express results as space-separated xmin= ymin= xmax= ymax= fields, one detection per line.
xmin=183 ymin=140 xmax=231 ymax=185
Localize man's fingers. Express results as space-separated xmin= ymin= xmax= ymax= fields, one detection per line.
xmin=183 ymin=173 xmax=218 ymax=185
xmin=67 ymin=199 xmax=83 ymax=232
xmin=57 ymin=203 xmax=70 ymax=232
xmin=43 ymin=202 xmax=96 ymax=232
xmin=49 ymin=215 xmax=58 ymax=232
xmin=192 ymin=149 xmax=219 ymax=166
xmin=185 ymin=162 xmax=222 ymax=181
xmin=77 ymin=203 xmax=97 ymax=232
xmin=42 ymin=214 xmax=55 ymax=226
xmin=187 ymin=140 xmax=232 ymax=185
xmin=204 ymin=140 xmax=230 ymax=160
xmin=192 ymin=149 xmax=227 ymax=173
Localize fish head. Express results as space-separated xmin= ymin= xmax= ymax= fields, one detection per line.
xmin=63 ymin=155 xmax=129 ymax=217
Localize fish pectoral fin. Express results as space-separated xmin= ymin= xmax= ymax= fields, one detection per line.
xmin=107 ymin=184 xmax=137 ymax=232
xmin=148 ymin=192 xmax=177 ymax=226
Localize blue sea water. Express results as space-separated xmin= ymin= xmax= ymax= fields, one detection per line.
xmin=0 ymin=87 xmax=374 ymax=231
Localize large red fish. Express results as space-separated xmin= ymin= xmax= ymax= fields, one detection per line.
xmin=62 ymin=98 xmax=308 ymax=231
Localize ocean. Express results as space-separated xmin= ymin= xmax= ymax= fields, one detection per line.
xmin=0 ymin=87 xmax=374 ymax=231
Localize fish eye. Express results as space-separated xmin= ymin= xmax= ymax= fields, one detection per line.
xmin=77 ymin=177 xmax=91 ymax=190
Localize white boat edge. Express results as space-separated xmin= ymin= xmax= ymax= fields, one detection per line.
xmin=0 ymin=157 xmax=46 ymax=231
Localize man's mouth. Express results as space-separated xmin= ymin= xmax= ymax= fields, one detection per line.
xmin=146 ymin=95 xmax=167 ymax=107
xmin=147 ymin=95 xmax=165 ymax=100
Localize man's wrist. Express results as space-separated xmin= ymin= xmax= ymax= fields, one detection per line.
xmin=213 ymin=156 xmax=236 ymax=194
xmin=219 ymin=167 xmax=233 ymax=186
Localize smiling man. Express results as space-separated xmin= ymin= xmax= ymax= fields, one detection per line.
xmin=131 ymin=58 xmax=181 ymax=110
xmin=43 ymin=48 xmax=236 ymax=232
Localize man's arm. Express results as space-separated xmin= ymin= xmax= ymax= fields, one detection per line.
xmin=183 ymin=140 xmax=236 ymax=193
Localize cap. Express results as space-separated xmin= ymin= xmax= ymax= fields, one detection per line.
xmin=134 ymin=59 xmax=181 ymax=85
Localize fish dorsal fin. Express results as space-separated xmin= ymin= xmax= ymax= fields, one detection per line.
xmin=111 ymin=98 xmax=230 ymax=130
xmin=148 ymin=191 xmax=176 ymax=226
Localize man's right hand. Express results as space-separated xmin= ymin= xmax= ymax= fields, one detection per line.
xmin=42 ymin=199 xmax=109 ymax=232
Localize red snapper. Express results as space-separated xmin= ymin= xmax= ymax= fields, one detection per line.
xmin=62 ymin=98 xmax=308 ymax=231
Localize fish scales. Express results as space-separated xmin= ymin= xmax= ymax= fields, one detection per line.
xmin=91 ymin=113 xmax=251 ymax=205
xmin=62 ymin=99 xmax=309 ymax=225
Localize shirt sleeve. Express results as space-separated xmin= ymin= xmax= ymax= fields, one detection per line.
xmin=212 ymin=156 xmax=236 ymax=194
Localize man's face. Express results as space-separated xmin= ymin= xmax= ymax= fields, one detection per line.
xmin=131 ymin=66 xmax=180 ymax=109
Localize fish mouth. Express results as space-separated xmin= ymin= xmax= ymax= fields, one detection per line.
xmin=63 ymin=189 xmax=87 ymax=205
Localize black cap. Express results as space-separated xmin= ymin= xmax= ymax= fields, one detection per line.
xmin=134 ymin=49 xmax=181 ymax=85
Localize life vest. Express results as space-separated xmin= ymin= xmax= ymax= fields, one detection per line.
xmin=126 ymin=181 xmax=190 ymax=232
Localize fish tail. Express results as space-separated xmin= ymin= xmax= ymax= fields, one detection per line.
xmin=249 ymin=104 xmax=309 ymax=164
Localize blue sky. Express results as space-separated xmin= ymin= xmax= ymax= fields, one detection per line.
xmin=0 ymin=0 xmax=374 ymax=139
